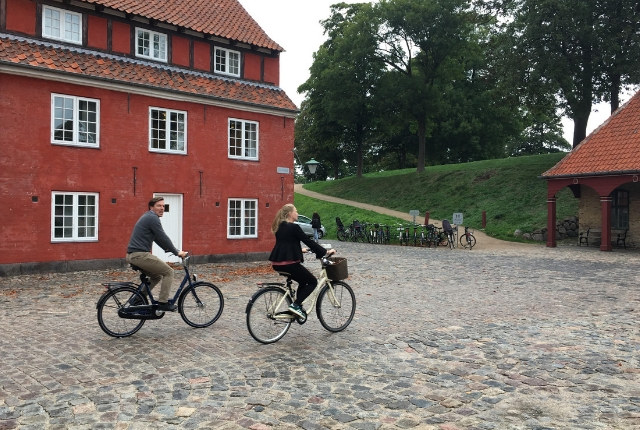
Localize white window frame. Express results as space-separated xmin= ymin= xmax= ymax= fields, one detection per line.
xmin=51 ymin=94 xmax=100 ymax=148
xmin=42 ymin=5 xmax=82 ymax=44
xmin=51 ymin=192 xmax=99 ymax=242
xmin=228 ymin=118 xmax=258 ymax=160
xmin=215 ymin=47 xmax=240 ymax=77
xmin=136 ymin=27 xmax=168 ymax=62
xmin=149 ymin=107 xmax=187 ymax=154
xmin=227 ymin=199 xmax=258 ymax=239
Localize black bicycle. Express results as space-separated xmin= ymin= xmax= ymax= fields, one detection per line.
xmin=96 ymin=254 xmax=224 ymax=337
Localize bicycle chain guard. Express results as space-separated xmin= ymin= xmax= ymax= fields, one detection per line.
xmin=118 ymin=306 xmax=166 ymax=320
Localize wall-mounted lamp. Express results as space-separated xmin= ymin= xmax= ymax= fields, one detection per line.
xmin=305 ymin=158 xmax=320 ymax=174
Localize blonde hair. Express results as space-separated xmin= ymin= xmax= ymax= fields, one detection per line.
xmin=271 ymin=203 xmax=295 ymax=234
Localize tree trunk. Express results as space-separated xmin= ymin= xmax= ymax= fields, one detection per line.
xmin=571 ymin=45 xmax=593 ymax=148
xmin=572 ymin=113 xmax=590 ymax=147
xmin=610 ymin=72 xmax=621 ymax=113
xmin=416 ymin=119 xmax=426 ymax=173
xmin=356 ymin=123 xmax=363 ymax=178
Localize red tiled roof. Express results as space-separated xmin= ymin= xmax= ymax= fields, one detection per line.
xmin=0 ymin=35 xmax=298 ymax=113
xmin=83 ymin=0 xmax=283 ymax=51
xmin=542 ymin=90 xmax=640 ymax=178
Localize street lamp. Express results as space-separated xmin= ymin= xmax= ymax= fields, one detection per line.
xmin=305 ymin=158 xmax=320 ymax=175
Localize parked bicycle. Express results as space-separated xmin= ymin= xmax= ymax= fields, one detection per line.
xmin=352 ymin=220 xmax=368 ymax=243
xmin=245 ymin=253 xmax=356 ymax=344
xmin=366 ymin=223 xmax=386 ymax=244
xmin=459 ymin=226 xmax=476 ymax=249
xmin=442 ymin=219 xmax=456 ymax=249
xmin=96 ymin=253 xmax=224 ymax=337
xmin=425 ymin=224 xmax=449 ymax=248
xmin=336 ymin=217 xmax=350 ymax=242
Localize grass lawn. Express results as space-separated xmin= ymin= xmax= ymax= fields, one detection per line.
xmin=297 ymin=153 xmax=578 ymax=242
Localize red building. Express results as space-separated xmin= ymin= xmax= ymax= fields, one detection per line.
xmin=542 ymin=90 xmax=640 ymax=251
xmin=0 ymin=0 xmax=298 ymax=275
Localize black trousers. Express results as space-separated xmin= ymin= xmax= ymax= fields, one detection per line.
xmin=272 ymin=263 xmax=317 ymax=306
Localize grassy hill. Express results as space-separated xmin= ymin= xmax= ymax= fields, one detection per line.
xmin=295 ymin=153 xmax=578 ymax=242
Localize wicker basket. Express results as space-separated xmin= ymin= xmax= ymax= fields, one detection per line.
xmin=325 ymin=256 xmax=348 ymax=281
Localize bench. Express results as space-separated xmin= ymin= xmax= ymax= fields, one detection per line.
xmin=614 ymin=229 xmax=628 ymax=248
xmin=579 ymin=228 xmax=628 ymax=248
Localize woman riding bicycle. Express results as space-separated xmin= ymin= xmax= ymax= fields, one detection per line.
xmin=269 ymin=204 xmax=335 ymax=319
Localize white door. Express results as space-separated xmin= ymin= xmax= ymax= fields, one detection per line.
xmin=152 ymin=193 xmax=183 ymax=263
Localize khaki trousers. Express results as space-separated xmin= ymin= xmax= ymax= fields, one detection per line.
xmin=126 ymin=252 xmax=174 ymax=302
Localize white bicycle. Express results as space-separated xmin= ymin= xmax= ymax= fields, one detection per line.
xmin=245 ymin=254 xmax=356 ymax=344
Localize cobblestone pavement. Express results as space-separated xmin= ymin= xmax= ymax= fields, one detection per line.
xmin=1 ymin=242 xmax=639 ymax=430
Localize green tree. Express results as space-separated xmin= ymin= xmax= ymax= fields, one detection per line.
xmin=595 ymin=0 xmax=640 ymax=112
xmin=375 ymin=0 xmax=476 ymax=172
xmin=496 ymin=0 xmax=640 ymax=147
xmin=483 ymin=12 xmax=569 ymax=156
xmin=294 ymin=99 xmax=350 ymax=181
xmin=297 ymin=3 xmax=384 ymax=178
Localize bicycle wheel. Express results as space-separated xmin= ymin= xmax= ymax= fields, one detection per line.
xmin=178 ymin=282 xmax=224 ymax=328
xmin=337 ymin=230 xmax=347 ymax=241
xmin=448 ymin=233 xmax=455 ymax=249
xmin=460 ymin=234 xmax=467 ymax=247
xmin=97 ymin=286 xmax=146 ymax=338
xmin=467 ymin=235 xmax=477 ymax=249
xmin=316 ymin=281 xmax=356 ymax=332
xmin=246 ymin=287 xmax=293 ymax=344
xmin=439 ymin=232 xmax=448 ymax=247
xmin=426 ymin=233 xmax=434 ymax=248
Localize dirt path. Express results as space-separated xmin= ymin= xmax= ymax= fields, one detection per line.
xmin=295 ymin=183 xmax=532 ymax=251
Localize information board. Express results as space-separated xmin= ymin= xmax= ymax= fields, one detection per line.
xmin=452 ymin=213 xmax=463 ymax=225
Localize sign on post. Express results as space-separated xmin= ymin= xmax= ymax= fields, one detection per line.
xmin=452 ymin=213 xmax=463 ymax=225
xmin=409 ymin=210 xmax=420 ymax=224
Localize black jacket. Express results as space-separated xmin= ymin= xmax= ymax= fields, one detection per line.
xmin=269 ymin=221 xmax=327 ymax=263
xmin=311 ymin=214 xmax=321 ymax=229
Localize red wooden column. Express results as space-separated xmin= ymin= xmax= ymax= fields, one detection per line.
xmin=600 ymin=196 xmax=612 ymax=251
xmin=546 ymin=197 xmax=556 ymax=247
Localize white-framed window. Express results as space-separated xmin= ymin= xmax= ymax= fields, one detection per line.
xmin=42 ymin=5 xmax=82 ymax=44
xmin=149 ymin=107 xmax=187 ymax=154
xmin=215 ymin=47 xmax=240 ymax=77
xmin=228 ymin=119 xmax=258 ymax=160
xmin=136 ymin=28 xmax=167 ymax=62
xmin=51 ymin=192 xmax=98 ymax=242
xmin=51 ymin=94 xmax=100 ymax=147
xmin=228 ymin=199 xmax=257 ymax=238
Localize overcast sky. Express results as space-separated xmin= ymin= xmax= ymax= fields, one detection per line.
xmin=239 ymin=0 xmax=635 ymax=143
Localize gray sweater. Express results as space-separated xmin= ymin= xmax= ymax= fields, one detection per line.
xmin=127 ymin=210 xmax=180 ymax=255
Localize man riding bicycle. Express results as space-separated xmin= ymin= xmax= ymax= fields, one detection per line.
xmin=126 ymin=197 xmax=187 ymax=311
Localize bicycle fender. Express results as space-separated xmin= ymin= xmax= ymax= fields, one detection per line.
xmin=96 ymin=284 xmax=138 ymax=309
xmin=179 ymin=281 xmax=218 ymax=296
xmin=245 ymin=286 xmax=285 ymax=313
xmin=101 ymin=282 xmax=138 ymax=289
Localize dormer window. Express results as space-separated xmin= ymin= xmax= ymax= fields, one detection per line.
xmin=215 ymin=47 xmax=240 ymax=77
xmin=42 ymin=6 xmax=82 ymax=44
xmin=136 ymin=28 xmax=167 ymax=62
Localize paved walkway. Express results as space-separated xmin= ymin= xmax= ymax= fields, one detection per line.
xmin=1 ymin=241 xmax=639 ymax=429
xmin=294 ymin=185 xmax=526 ymax=251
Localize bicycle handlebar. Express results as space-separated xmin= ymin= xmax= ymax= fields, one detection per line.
xmin=304 ymin=249 xmax=337 ymax=263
